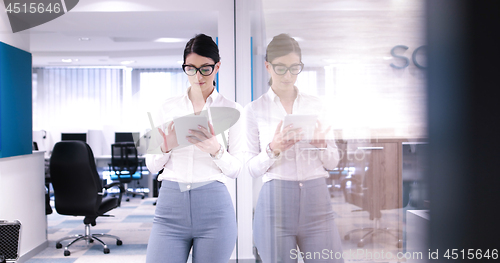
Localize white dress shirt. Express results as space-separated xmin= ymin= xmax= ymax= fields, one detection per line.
xmin=243 ymin=87 xmax=340 ymax=183
xmin=146 ymin=87 xmax=244 ymax=184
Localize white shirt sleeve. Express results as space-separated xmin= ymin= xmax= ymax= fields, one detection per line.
xmin=145 ymin=152 xmax=171 ymax=175
xmin=211 ymin=105 xmax=244 ymax=178
xmin=243 ymin=105 xmax=277 ymax=178
xmin=319 ymin=139 xmax=340 ymax=170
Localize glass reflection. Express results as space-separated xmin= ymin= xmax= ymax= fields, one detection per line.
xmin=251 ymin=0 xmax=428 ymax=261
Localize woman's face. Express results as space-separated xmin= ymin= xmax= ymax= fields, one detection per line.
xmin=184 ymin=53 xmax=220 ymax=91
xmin=265 ymin=52 xmax=301 ymax=90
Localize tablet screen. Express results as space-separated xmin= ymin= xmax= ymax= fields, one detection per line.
xmin=282 ymin=114 xmax=318 ymax=140
xmin=173 ymin=115 xmax=209 ymax=147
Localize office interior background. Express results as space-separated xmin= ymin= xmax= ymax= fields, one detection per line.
xmin=1 ymin=0 xmax=499 ymax=262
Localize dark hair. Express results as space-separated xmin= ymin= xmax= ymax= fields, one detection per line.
xmin=266 ymin=34 xmax=302 ymax=86
xmin=183 ymin=34 xmax=220 ymax=64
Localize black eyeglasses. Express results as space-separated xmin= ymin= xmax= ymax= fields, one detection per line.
xmin=270 ymin=63 xmax=304 ymax=75
xmin=182 ymin=64 xmax=216 ymax=76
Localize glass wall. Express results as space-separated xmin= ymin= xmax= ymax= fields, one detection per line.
xmin=248 ymin=0 xmax=429 ymax=261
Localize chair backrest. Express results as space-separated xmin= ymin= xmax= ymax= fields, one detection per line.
xmin=110 ymin=142 xmax=139 ymax=182
xmin=49 ymin=141 xmax=102 ymax=216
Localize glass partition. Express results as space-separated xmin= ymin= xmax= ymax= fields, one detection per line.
xmin=248 ymin=0 xmax=429 ymax=261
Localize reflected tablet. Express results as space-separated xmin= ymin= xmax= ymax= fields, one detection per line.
xmin=282 ymin=114 xmax=318 ymax=140
xmin=173 ymin=115 xmax=209 ymax=146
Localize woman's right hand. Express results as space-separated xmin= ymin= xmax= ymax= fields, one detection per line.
xmin=158 ymin=121 xmax=179 ymax=153
xmin=269 ymin=120 xmax=303 ymax=155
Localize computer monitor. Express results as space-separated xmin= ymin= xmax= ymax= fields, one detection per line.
xmin=115 ymin=132 xmax=139 ymax=144
xmin=61 ymin=133 xmax=87 ymax=142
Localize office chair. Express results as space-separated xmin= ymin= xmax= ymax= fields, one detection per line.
xmin=341 ymin=149 xmax=403 ymax=248
xmin=109 ymin=142 xmax=146 ymax=201
xmin=49 ymin=141 xmax=124 ymax=256
xmin=326 ymin=139 xmax=349 ymax=197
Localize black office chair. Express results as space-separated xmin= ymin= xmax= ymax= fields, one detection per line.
xmin=49 ymin=141 xmax=123 ymax=256
xmin=109 ymin=142 xmax=145 ymax=201
xmin=341 ymin=151 xmax=403 ymax=248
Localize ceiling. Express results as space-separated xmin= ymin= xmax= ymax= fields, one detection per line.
xmin=28 ymin=11 xmax=218 ymax=68
xmin=26 ymin=0 xmax=425 ymax=69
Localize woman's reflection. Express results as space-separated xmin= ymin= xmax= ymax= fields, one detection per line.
xmin=244 ymin=33 xmax=344 ymax=262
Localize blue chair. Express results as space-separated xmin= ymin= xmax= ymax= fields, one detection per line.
xmin=109 ymin=142 xmax=145 ymax=201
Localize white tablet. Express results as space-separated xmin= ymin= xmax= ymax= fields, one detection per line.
xmin=173 ymin=115 xmax=209 ymax=146
xmin=282 ymin=114 xmax=318 ymax=140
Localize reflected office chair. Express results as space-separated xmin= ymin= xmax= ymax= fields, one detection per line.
xmin=50 ymin=141 xmax=123 ymax=256
xmin=326 ymin=139 xmax=349 ymax=197
xmin=109 ymin=142 xmax=145 ymax=201
xmin=341 ymin=151 xmax=403 ymax=248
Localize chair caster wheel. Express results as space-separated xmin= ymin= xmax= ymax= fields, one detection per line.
xmin=64 ymin=250 xmax=71 ymax=256
xmin=132 ymin=194 xmax=136 ymax=197
xmin=344 ymin=235 xmax=350 ymax=241
xmin=141 ymin=196 xmax=145 ymax=199
xmin=117 ymin=240 xmax=123 ymax=246
xmin=104 ymin=248 xmax=110 ymax=254
xmin=397 ymin=240 xmax=403 ymax=248
xmin=56 ymin=243 xmax=62 ymax=249
xmin=357 ymin=241 xmax=364 ymax=248
xmin=89 ymin=239 xmax=94 ymax=243
xmin=126 ymin=198 xmax=130 ymax=202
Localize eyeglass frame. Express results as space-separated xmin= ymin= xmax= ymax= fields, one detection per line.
xmin=269 ymin=63 xmax=304 ymax=75
xmin=182 ymin=64 xmax=217 ymax=76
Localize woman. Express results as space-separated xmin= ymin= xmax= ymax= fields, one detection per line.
xmin=244 ymin=34 xmax=344 ymax=262
xmin=145 ymin=34 xmax=242 ymax=263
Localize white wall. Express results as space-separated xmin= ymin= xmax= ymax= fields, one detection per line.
xmin=0 ymin=4 xmax=30 ymax=51
xmin=0 ymin=152 xmax=47 ymax=261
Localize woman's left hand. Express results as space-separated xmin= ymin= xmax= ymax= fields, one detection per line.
xmin=186 ymin=123 xmax=221 ymax=155
xmin=310 ymin=120 xmax=331 ymax=148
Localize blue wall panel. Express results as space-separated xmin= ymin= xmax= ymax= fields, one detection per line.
xmin=0 ymin=41 xmax=32 ymax=158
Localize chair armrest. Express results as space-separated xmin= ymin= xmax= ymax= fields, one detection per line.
xmin=103 ymin=182 xmax=121 ymax=189
xmin=103 ymin=182 xmax=125 ymax=205
xmin=341 ymin=177 xmax=362 ymax=189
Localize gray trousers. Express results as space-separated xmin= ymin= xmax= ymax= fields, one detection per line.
xmin=254 ymin=178 xmax=344 ymax=263
xmin=146 ymin=180 xmax=237 ymax=263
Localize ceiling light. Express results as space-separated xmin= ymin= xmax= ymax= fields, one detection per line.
xmin=120 ymin=60 xmax=135 ymax=65
xmin=154 ymin=38 xmax=186 ymax=43
xmin=61 ymin=59 xmax=72 ymax=63
xmin=78 ymin=37 xmax=91 ymax=41
xmin=293 ymin=37 xmax=304 ymax=42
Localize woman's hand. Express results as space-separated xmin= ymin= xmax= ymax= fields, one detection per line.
xmin=269 ymin=120 xmax=303 ymax=155
xmin=158 ymin=121 xmax=179 ymax=153
xmin=310 ymin=120 xmax=331 ymax=148
xmin=186 ymin=123 xmax=221 ymax=155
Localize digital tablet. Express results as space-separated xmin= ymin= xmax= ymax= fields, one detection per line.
xmin=282 ymin=114 xmax=318 ymax=140
xmin=173 ymin=115 xmax=209 ymax=146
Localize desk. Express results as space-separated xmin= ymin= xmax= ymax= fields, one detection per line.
xmin=337 ymin=138 xmax=426 ymax=249
xmin=0 ymin=152 xmax=48 ymax=261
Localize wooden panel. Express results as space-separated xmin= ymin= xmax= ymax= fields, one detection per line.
xmin=345 ymin=141 xmax=402 ymax=210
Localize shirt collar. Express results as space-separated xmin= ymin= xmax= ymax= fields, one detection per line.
xmin=266 ymin=86 xmax=301 ymax=102
xmin=185 ymin=86 xmax=219 ymax=106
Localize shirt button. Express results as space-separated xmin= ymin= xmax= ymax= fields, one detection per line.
xmin=187 ymin=184 xmax=191 ymax=189
xmin=299 ymin=183 xmax=303 ymax=187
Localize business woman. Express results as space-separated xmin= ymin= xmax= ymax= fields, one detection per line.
xmin=244 ymin=34 xmax=344 ymax=262
xmin=145 ymin=34 xmax=242 ymax=263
